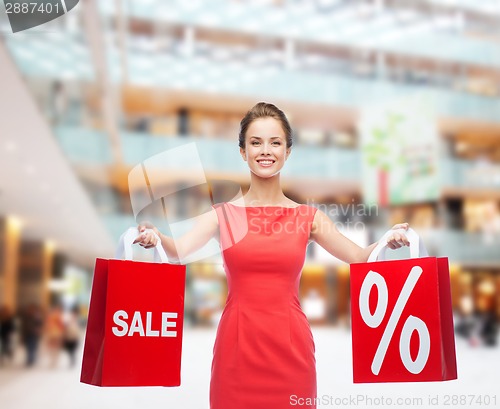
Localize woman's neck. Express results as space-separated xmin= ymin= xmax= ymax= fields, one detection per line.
xmin=243 ymin=172 xmax=288 ymax=206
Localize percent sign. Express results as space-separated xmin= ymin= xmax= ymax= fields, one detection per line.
xmin=359 ymin=266 xmax=430 ymax=375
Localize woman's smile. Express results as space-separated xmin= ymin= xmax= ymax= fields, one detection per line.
xmin=256 ymin=159 xmax=276 ymax=167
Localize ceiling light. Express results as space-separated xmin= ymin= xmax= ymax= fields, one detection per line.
xmin=478 ymin=279 xmax=495 ymax=295
xmin=7 ymin=216 xmax=23 ymax=230
xmin=45 ymin=239 xmax=56 ymax=252
xmin=48 ymin=278 xmax=70 ymax=291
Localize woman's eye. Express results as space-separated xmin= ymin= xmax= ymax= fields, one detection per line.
xmin=273 ymin=142 xmax=281 ymax=145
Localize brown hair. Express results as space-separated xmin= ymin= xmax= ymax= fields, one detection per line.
xmin=239 ymin=102 xmax=293 ymax=149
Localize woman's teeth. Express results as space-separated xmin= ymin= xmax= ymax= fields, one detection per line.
xmin=258 ymin=160 xmax=274 ymax=166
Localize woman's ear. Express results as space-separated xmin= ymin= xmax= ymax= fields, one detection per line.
xmin=240 ymin=147 xmax=247 ymax=161
xmin=285 ymin=147 xmax=291 ymax=160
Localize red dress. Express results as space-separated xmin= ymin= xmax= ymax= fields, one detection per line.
xmin=210 ymin=202 xmax=318 ymax=409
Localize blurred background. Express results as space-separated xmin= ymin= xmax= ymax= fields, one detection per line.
xmin=0 ymin=0 xmax=499 ymax=408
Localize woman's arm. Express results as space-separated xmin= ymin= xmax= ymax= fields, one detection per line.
xmin=133 ymin=208 xmax=219 ymax=263
xmin=310 ymin=209 xmax=410 ymax=264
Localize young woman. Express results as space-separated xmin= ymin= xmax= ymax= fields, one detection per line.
xmin=134 ymin=102 xmax=410 ymax=409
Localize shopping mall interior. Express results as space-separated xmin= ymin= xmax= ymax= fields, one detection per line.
xmin=1 ymin=0 xmax=499 ymax=343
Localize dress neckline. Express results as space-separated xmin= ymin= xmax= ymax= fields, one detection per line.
xmin=226 ymin=202 xmax=304 ymax=209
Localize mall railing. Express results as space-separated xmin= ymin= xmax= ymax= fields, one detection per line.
xmin=55 ymin=127 xmax=360 ymax=180
xmin=440 ymin=157 xmax=500 ymax=189
xmin=122 ymin=54 xmax=500 ymax=123
xmin=6 ymin=37 xmax=500 ymax=124
xmin=54 ymin=126 xmax=500 ymax=191
xmin=438 ymin=229 xmax=500 ymax=266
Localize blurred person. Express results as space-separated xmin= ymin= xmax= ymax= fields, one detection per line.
xmin=0 ymin=304 xmax=16 ymax=366
xmin=62 ymin=306 xmax=81 ymax=368
xmin=134 ymin=102 xmax=411 ymax=409
xmin=472 ymin=279 xmax=497 ymax=347
xmin=50 ymin=80 xmax=68 ymax=125
xmin=455 ymin=293 xmax=480 ymax=346
xmin=479 ymin=310 xmax=498 ymax=347
xmin=44 ymin=304 xmax=65 ymax=368
xmin=20 ymin=303 xmax=44 ymax=367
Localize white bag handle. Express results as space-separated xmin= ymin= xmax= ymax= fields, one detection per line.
xmin=115 ymin=227 xmax=169 ymax=263
xmin=367 ymin=227 xmax=428 ymax=262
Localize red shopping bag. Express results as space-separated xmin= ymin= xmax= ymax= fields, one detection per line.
xmin=80 ymin=228 xmax=186 ymax=387
xmin=350 ymin=228 xmax=457 ymax=383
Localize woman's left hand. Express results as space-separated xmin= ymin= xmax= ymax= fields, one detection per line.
xmin=386 ymin=222 xmax=410 ymax=249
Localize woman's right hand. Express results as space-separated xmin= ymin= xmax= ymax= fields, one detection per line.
xmin=132 ymin=208 xmax=218 ymax=262
xmin=133 ymin=221 xmax=160 ymax=249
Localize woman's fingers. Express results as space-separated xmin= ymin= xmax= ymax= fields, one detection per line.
xmin=133 ymin=231 xmax=147 ymax=244
xmin=141 ymin=232 xmax=156 ymax=247
xmin=133 ymin=230 xmax=158 ymax=247
xmin=386 ymin=231 xmax=409 ymax=248
xmin=387 ymin=222 xmax=410 ymax=249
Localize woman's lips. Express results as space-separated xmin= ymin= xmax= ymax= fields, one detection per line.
xmin=257 ymin=160 xmax=275 ymax=167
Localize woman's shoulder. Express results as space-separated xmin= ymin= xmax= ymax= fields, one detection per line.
xmin=299 ymin=204 xmax=319 ymax=217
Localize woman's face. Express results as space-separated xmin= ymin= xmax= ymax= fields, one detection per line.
xmin=240 ymin=117 xmax=291 ymax=178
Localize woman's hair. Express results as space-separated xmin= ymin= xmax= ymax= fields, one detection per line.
xmin=238 ymin=102 xmax=293 ymax=149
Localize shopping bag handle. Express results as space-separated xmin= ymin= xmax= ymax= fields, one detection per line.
xmin=115 ymin=227 xmax=169 ymax=263
xmin=367 ymin=227 xmax=428 ymax=262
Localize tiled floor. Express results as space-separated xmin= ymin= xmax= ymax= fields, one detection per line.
xmin=0 ymin=327 xmax=499 ymax=409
